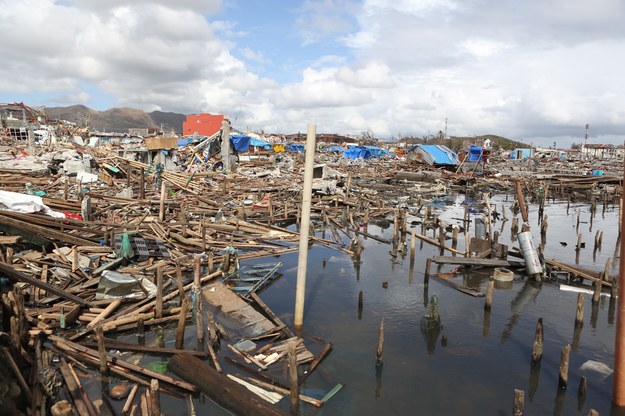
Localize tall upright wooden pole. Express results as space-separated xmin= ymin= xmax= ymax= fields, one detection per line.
xmin=613 ymin=157 xmax=625 ymax=405
xmin=294 ymin=124 xmax=317 ymax=330
xmin=221 ymin=118 xmax=231 ymax=173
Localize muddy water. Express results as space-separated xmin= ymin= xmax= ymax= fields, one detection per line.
xmin=101 ymin=193 xmax=624 ymax=415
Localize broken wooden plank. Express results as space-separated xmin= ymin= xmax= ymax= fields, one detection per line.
xmin=168 ymin=353 xmax=288 ymax=416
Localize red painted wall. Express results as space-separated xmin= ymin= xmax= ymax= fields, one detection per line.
xmin=182 ymin=113 xmax=224 ymax=137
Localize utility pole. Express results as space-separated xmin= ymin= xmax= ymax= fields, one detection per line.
xmin=294 ymin=124 xmax=317 ymax=331
xmin=613 ymin=157 xmax=625 ymax=405
xmin=444 ymin=117 xmax=448 ymax=140
xmin=221 ymin=118 xmax=231 ymax=172
xmin=583 ymin=123 xmax=589 ymax=160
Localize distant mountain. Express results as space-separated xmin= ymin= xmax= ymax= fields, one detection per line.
xmin=44 ymin=105 xmax=187 ymax=133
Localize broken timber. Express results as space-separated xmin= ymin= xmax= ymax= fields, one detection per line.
xmin=169 ymin=353 xmax=288 ymax=416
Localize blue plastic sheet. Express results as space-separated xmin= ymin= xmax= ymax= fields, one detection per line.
xmin=230 ymin=135 xmax=252 ymax=152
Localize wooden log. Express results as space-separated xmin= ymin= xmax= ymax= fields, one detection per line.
xmin=1 ymin=347 xmax=32 ymax=403
xmin=149 ymin=379 xmax=160 ymax=416
xmin=87 ymin=299 xmax=121 ymax=329
xmin=575 ymin=294 xmax=584 ymax=327
xmin=513 ymin=389 xmax=524 ymax=416
xmin=515 ymin=181 xmax=529 ymax=223
xmin=80 ymin=338 xmax=209 ymax=357
xmin=531 ymin=318 xmax=543 ymax=366
xmin=155 ymin=266 xmax=164 ymax=319
xmin=175 ymin=299 xmax=190 ymax=349
xmin=559 ymin=344 xmax=571 ymax=388
xmin=95 ymin=325 xmax=108 ymax=376
xmin=578 ymin=375 xmax=587 ymax=400
xmin=484 ymin=279 xmax=494 ymax=311
xmin=168 ymin=353 xmax=288 ymax=416
xmin=58 ymin=358 xmax=97 ymax=416
xmin=122 ymin=384 xmax=139 ymax=416
xmin=413 ymin=232 xmax=465 ymax=255
xmin=302 ymin=343 xmax=333 ymax=383
xmin=376 ymin=317 xmax=384 ymax=365
xmin=544 ymin=259 xmax=611 ymax=288
xmin=288 ymin=340 xmax=299 ymax=409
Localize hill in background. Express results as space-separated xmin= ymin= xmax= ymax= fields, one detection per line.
xmin=44 ymin=105 xmax=186 ymax=133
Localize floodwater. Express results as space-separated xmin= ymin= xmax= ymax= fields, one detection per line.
xmin=90 ymin=192 xmax=625 ymax=415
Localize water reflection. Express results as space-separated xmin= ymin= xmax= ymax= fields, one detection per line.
xmin=528 ymin=363 xmax=541 ymax=401
xmin=421 ymin=295 xmax=442 ymax=354
xmin=501 ymin=280 xmax=542 ymax=343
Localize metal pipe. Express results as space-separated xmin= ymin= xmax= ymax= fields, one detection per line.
xmin=294 ymin=124 xmax=317 ymax=329
xmin=612 ymin=158 xmax=625 ymax=405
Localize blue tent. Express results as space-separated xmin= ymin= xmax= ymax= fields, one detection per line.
xmin=325 ymin=145 xmax=344 ymax=153
xmin=407 ymin=144 xmax=459 ymax=166
xmin=249 ymin=137 xmax=272 ymax=150
xmin=362 ymin=146 xmax=389 ymax=158
xmin=289 ymin=143 xmax=305 ymax=152
xmin=230 ymin=135 xmax=252 ymax=152
xmin=344 ymin=146 xmax=373 ymax=159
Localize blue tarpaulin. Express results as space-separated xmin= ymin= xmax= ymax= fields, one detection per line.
xmin=325 ymin=145 xmax=344 ymax=153
xmin=407 ymin=144 xmax=459 ymax=165
xmin=289 ymin=143 xmax=305 ymax=152
xmin=249 ymin=137 xmax=272 ymax=150
xmin=467 ymin=145 xmax=483 ymax=162
xmin=177 ymin=138 xmax=194 ymax=147
xmin=230 ymin=135 xmax=252 ymax=152
xmin=344 ymin=147 xmax=373 ymax=159
xmin=362 ymin=146 xmax=389 ymax=158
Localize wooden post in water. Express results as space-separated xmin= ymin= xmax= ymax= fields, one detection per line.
xmin=575 ymin=294 xmax=585 ymax=327
xmin=175 ymin=299 xmax=190 ymax=349
xmin=149 ymin=379 xmax=161 ymax=416
xmin=559 ymin=344 xmax=571 ymax=389
xmin=376 ymin=318 xmax=384 ymax=366
xmin=294 ymin=124 xmax=317 ymax=330
xmin=484 ymin=279 xmax=494 ymax=311
xmin=358 ymin=291 xmax=363 ymax=320
xmin=515 ymin=180 xmax=529 ymax=224
xmin=578 ymin=375 xmax=587 ymax=402
xmin=531 ymin=318 xmax=544 ymax=366
xmin=410 ymin=232 xmax=416 ymax=268
xmin=614 ymin=157 xmax=625 ymax=405
xmin=513 ymin=389 xmax=524 ymax=416
xmin=288 ymin=340 xmax=299 ymax=410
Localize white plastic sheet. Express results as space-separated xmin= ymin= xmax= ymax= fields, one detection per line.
xmin=0 ymin=190 xmax=65 ymax=218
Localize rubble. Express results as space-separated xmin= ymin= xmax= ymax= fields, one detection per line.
xmin=0 ymin=114 xmax=622 ymax=414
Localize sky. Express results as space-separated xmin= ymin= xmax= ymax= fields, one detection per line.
xmin=0 ymin=0 xmax=624 ymax=148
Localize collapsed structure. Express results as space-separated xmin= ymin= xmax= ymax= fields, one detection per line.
xmin=0 ymin=103 xmax=622 ymax=415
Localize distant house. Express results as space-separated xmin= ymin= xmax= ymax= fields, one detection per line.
xmin=581 ymin=144 xmax=622 ymax=160
xmin=509 ymin=148 xmax=534 ymax=160
xmin=182 ymin=113 xmax=224 ymax=137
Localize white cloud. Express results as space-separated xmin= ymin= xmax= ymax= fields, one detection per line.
xmin=0 ymin=0 xmax=623 ymax=147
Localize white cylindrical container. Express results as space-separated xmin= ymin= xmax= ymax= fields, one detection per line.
xmin=517 ymin=231 xmax=543 ymax=276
